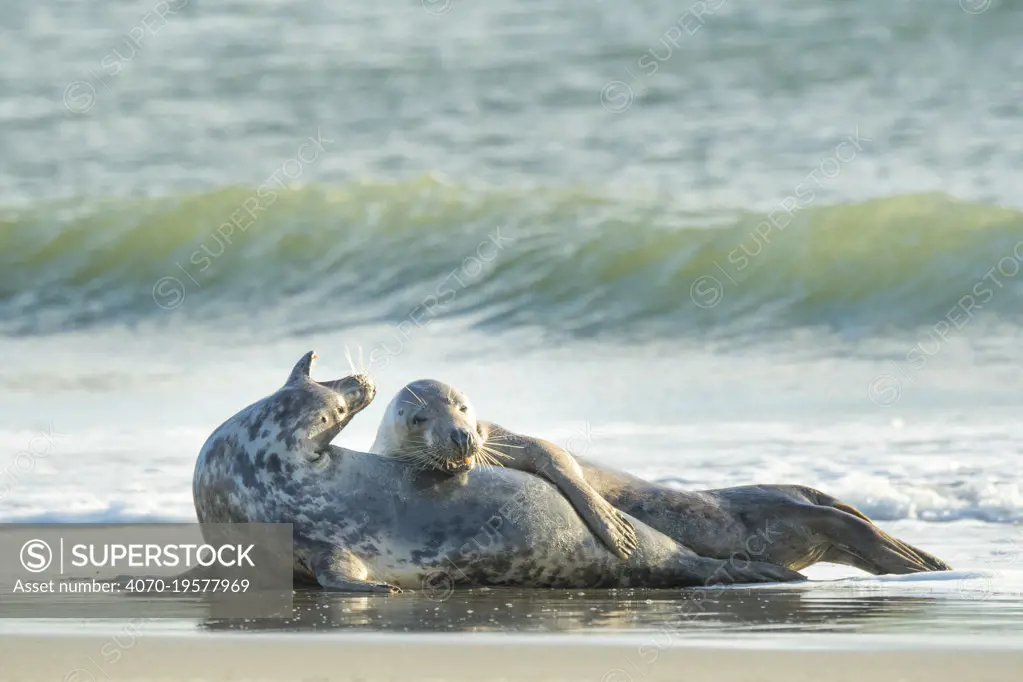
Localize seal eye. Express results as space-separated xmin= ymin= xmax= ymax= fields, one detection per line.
xmin=411 ymin=415 xmax=427 ymax=426
xmin=320 ymin=416 xmax=327 ymax=424
xmin=337 ymin=407 xmax=344 ymax=416
xmin=459 ymin=405 xmax=468 ymax=413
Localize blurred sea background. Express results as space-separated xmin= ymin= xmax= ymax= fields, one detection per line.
xmin=1 ymin=0 xmax=1023 ymax=618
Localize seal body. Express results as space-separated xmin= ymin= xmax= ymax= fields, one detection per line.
xmin=193 ymin=354 xmax=803 ymax=591
xmin=370 ymin=379 xmax=951 ymax=576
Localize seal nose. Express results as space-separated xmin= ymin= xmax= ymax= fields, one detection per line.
xmin=351 ymin=373 xmax=376 ymax=404
xmin=450 ymin=427 xmax=473 ymax=454
xmin=326 ymin=373 xmax=375 ymax=412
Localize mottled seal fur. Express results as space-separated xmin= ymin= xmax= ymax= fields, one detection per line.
xmin=375 ymin=380 xmax=952 ymax=576
xmin=193 ymin=352 xmax=804 ymax=592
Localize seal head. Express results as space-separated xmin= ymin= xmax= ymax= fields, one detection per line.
xmin=193 ymin=350 xmax=376 ymax=524
xmin=279 ymin=351 xmax=376 ymax=456
xmin=370 ymin=379 xmax=482 ymax=474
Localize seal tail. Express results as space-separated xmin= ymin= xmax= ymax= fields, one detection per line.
xmin=801 ymin=488 xmax=952 ymax=573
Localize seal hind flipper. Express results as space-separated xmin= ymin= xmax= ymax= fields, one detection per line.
xmin=798 ymin=488 xmax=952 ymax=572
xmin=799 ymin=505 xmax=945 ymax=574
xmin=286 ymin=350 xmax=318 ymax=385
xmin=479 ymin=421 xmax=639 ymax=560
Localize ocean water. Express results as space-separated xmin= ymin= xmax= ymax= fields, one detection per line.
xmin=2 ymin=0 xmax=1023 ymax=634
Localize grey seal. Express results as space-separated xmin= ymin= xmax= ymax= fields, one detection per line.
xmin=369 ymin=380 xmax=639 ymax=559
xmin=193 ymin=352 xmax=804 ymax=592
xmin=375 ymin=379 xmax=951 ymax=575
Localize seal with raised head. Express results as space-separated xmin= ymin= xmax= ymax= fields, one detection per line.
xmin=193 ymin=352 xmax=804 ymax=592
xmin=374 ymin=379 xmax=951 ymax=575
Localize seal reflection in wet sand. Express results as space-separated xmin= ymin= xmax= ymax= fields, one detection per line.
xmin=374 ymin=379 xmax=951 ymax=576
xmin=193 ymin=352 xmax=804 ymax=592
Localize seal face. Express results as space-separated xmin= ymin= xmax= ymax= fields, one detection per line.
xmin=370 ymin=380 xmax=481 ymax=474
xmin=193 ymin=354 xmax=806 ymax=591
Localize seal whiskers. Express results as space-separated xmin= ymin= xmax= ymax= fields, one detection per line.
xmin=475 ymin=445 xmax=512 ymax=470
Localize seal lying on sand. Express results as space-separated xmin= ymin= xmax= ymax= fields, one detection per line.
xmin=193 ymin=352 xmax=803 ymax=592
xmin=374 ymin=379 xmax=951 ymax=575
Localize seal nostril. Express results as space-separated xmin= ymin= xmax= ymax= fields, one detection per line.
xmin=450 ymin=428 xmax=471 ymax=453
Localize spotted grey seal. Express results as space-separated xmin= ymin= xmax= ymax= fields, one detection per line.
xmin=375 ymin=379 xmax=951 ymax=575
xmin=193 ymin=352 xmax=804 ymax=592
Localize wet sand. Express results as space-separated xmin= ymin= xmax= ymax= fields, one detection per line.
xmin=5 ymin=579 xmax=1023 ymax=635
xmin=3 ymin=584 xmax=1023 ymax=681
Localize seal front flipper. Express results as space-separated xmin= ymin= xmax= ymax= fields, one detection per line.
xmin=298 ymin=539 xmax=402 ymax=594
xmin=478 ymin=421 xmax=639 ymax=560
xmin=317 ymin=572 xmax=402 ymax=593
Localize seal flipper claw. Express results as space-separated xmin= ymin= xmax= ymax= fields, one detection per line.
xmin=316 ymin=570 xmax=402 ymax=593
xmin=886 ymin=534 xmax=952 ymax=571
xmin=597 ymin=497 xmax=640 ymax=560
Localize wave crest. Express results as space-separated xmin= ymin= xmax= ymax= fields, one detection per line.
xmin=3 ymin=182 xmax=1022 ymax=338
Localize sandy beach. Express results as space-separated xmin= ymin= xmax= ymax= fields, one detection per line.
xmin=2 ymin=632 xmax=1022 ymax=682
